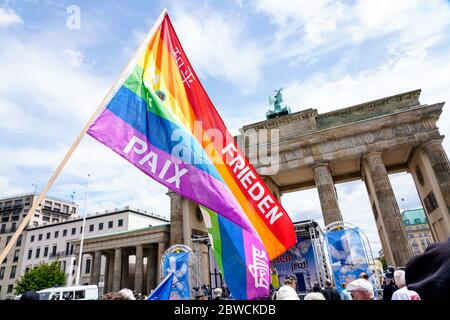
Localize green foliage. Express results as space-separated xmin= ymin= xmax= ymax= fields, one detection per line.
xmin=378 ymin=256 xmax=388 ymax=270
xmin=15 ymin=261 xmax=66 ymax=295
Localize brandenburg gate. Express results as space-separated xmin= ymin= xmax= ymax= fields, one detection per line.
xmin=171 ymin=89 xmax=450 ymax=269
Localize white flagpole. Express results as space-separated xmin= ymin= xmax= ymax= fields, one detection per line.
xmin=75 ymin=174 xmax=90 ymax=286
xmin=0 ymin=8 xmax=169 ymax=265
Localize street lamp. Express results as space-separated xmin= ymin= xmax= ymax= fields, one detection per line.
xmin=75 ymin=174 xmax=90 ymax=286
xmin=32 ymin=181 xmax=39 ymax=196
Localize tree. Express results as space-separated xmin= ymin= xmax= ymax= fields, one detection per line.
xmin=378 ymin=256 xmax=388 ymax=271
xmin=15 ymin=261 xmax=66 ymax=295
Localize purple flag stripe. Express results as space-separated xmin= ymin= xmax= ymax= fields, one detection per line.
xmin=87 ymin=109 xmax=255 ymax=233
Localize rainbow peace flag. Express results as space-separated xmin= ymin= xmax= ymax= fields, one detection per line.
xmin=87 ymin=11 xmax=296 ymax=299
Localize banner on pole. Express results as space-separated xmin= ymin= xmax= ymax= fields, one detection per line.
xmin=162 ymin=251 xmax=190 ymax=300
xmin=271 ymin=236 xmax=319 ymax=294
xmin=325 ymin=228 xmax=369 ymax=292
xmin=147 ymin=272 xmax=175 ymax=300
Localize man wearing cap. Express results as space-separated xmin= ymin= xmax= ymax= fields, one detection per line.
xmin=272 ymin=274 xmax=300 ymax=300
xmin=346 ymin=278 xmax=374 ymax=300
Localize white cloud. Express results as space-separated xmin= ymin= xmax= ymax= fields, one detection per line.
xmin=283 ymin=49 xmax=450 ymax=152
xmin=254 ymin=0 xmax=348 ymax=44
xmin=253 ymin=0 xmax=450 ymax=62
xmin=62 ymin=49 xmax=85 ymax=67
xmin=0 ymin=97 xmax=35 ymax=130
xmin=0 ymin=175 xmax=23 ymax=195
xmin=0 ymin=36 xmax=108 ymax=124
xmin=171 ymin=6 xmax=265 ymax=92
xmin=0 ymin=24 xmax=170 ymax=218
xmin=0 ymin=6 xmax=22 ymax=28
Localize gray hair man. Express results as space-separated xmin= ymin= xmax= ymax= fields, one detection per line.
xmin=272 ymin=274 xmax=300 ymax=300
xmin=392 ymin=270 xmax=420 ymax=300
xmin=346 ymin=278 xmax=374 ymax=300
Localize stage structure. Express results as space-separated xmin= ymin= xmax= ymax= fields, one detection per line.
xmin=271 ymin=220 xmax=331 ymax=294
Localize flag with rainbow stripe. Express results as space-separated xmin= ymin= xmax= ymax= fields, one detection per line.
xmin=87 ymin=11 xmax=296 ymax=299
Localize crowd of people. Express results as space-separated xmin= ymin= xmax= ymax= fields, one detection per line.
xmin=271 ymin=236 xmax=450 ymax=300
xmin=193 ymin=284 xmax=232 ymax=300
xmin=270 ymin=269 xmax=418 ymax=301
xmin=16 ymin=237 xmax=450 ymax=301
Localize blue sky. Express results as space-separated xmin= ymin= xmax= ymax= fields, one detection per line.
xmin=2 ymin=0 xmax=450 ymax=254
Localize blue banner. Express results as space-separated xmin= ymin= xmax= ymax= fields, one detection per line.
xmin=271 ymin=237 xmax=318 ymax=293
xmin=325 ymin=228 xmax=369 ymax=292
xmin=162 ymin=251 xmax=190 ymax=300
xmin=147 ymin=272 xmax=174 ymax=300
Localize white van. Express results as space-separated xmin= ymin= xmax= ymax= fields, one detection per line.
xmin=38 ymin=285 xmax=99 ymax=300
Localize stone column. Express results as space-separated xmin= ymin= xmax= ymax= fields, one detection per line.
xmin=156 ymin=242 xmax=167 ymax=283
xmin=363 ymin=152 xmax=412 ymax=267
xmin=409 ymin=140 xmax=450 ymax=241
xmin=92 ymin=250 xmax=102 ymax=285
xmin=88 ymin=252 xmax=95 ymax=284
xmin=113 ymin=248 xmax=122 ymax=291
xmin=146 ymin=245 xmax=157 ymax=293
xmin=423 ymin=140 xmax=450 ymax=213
xmin=168 ymin=190 xmax=184 ymax=245
xmin=121 ymin=252 xmax=129 ymax=288
xmin=134 ymin=245 xmax=144 ymax=294
xmin=107 ymin=253 xmax=114 ymax=292
xmin=104 ymin=255 xmax=109 ymax=291
xmin=263 ymin=176 xmax=281 ymax=201
xmin=312 ymin=162 xmax=343 ymax=226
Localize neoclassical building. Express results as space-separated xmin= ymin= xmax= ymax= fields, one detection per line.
xmin=402 ymin=208 xmax=434 ymax=255
xmin=237 ymin=89 xmax=450 ymax=267
xmin=20 ymin=206 xmax=168 ymax=297
xmin=72 ymin=192 xmax=210 ymax=296
xmin=0 ymin=193 xmax=78 ymax=300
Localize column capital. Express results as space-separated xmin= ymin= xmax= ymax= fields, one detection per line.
xmin=421 ymin=138 xmax=445 ymax=149
xmin=363 ymin=151 xmax=383 ymax=160
xmin=261 ymin=175 xmax=276 ymax=183
xmin=166 ymin=189 xmax=181 ymax=198
xmin=311 ymin=161 xmax=330 ymax=170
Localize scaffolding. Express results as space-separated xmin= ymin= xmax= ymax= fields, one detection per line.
xmin=187 ymin=221 xmax=334 ymax=296
xmin=190 ymin=235 xmax=209 ymax=291
xmin=293 ymin=220 xmax=331 ymax=288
